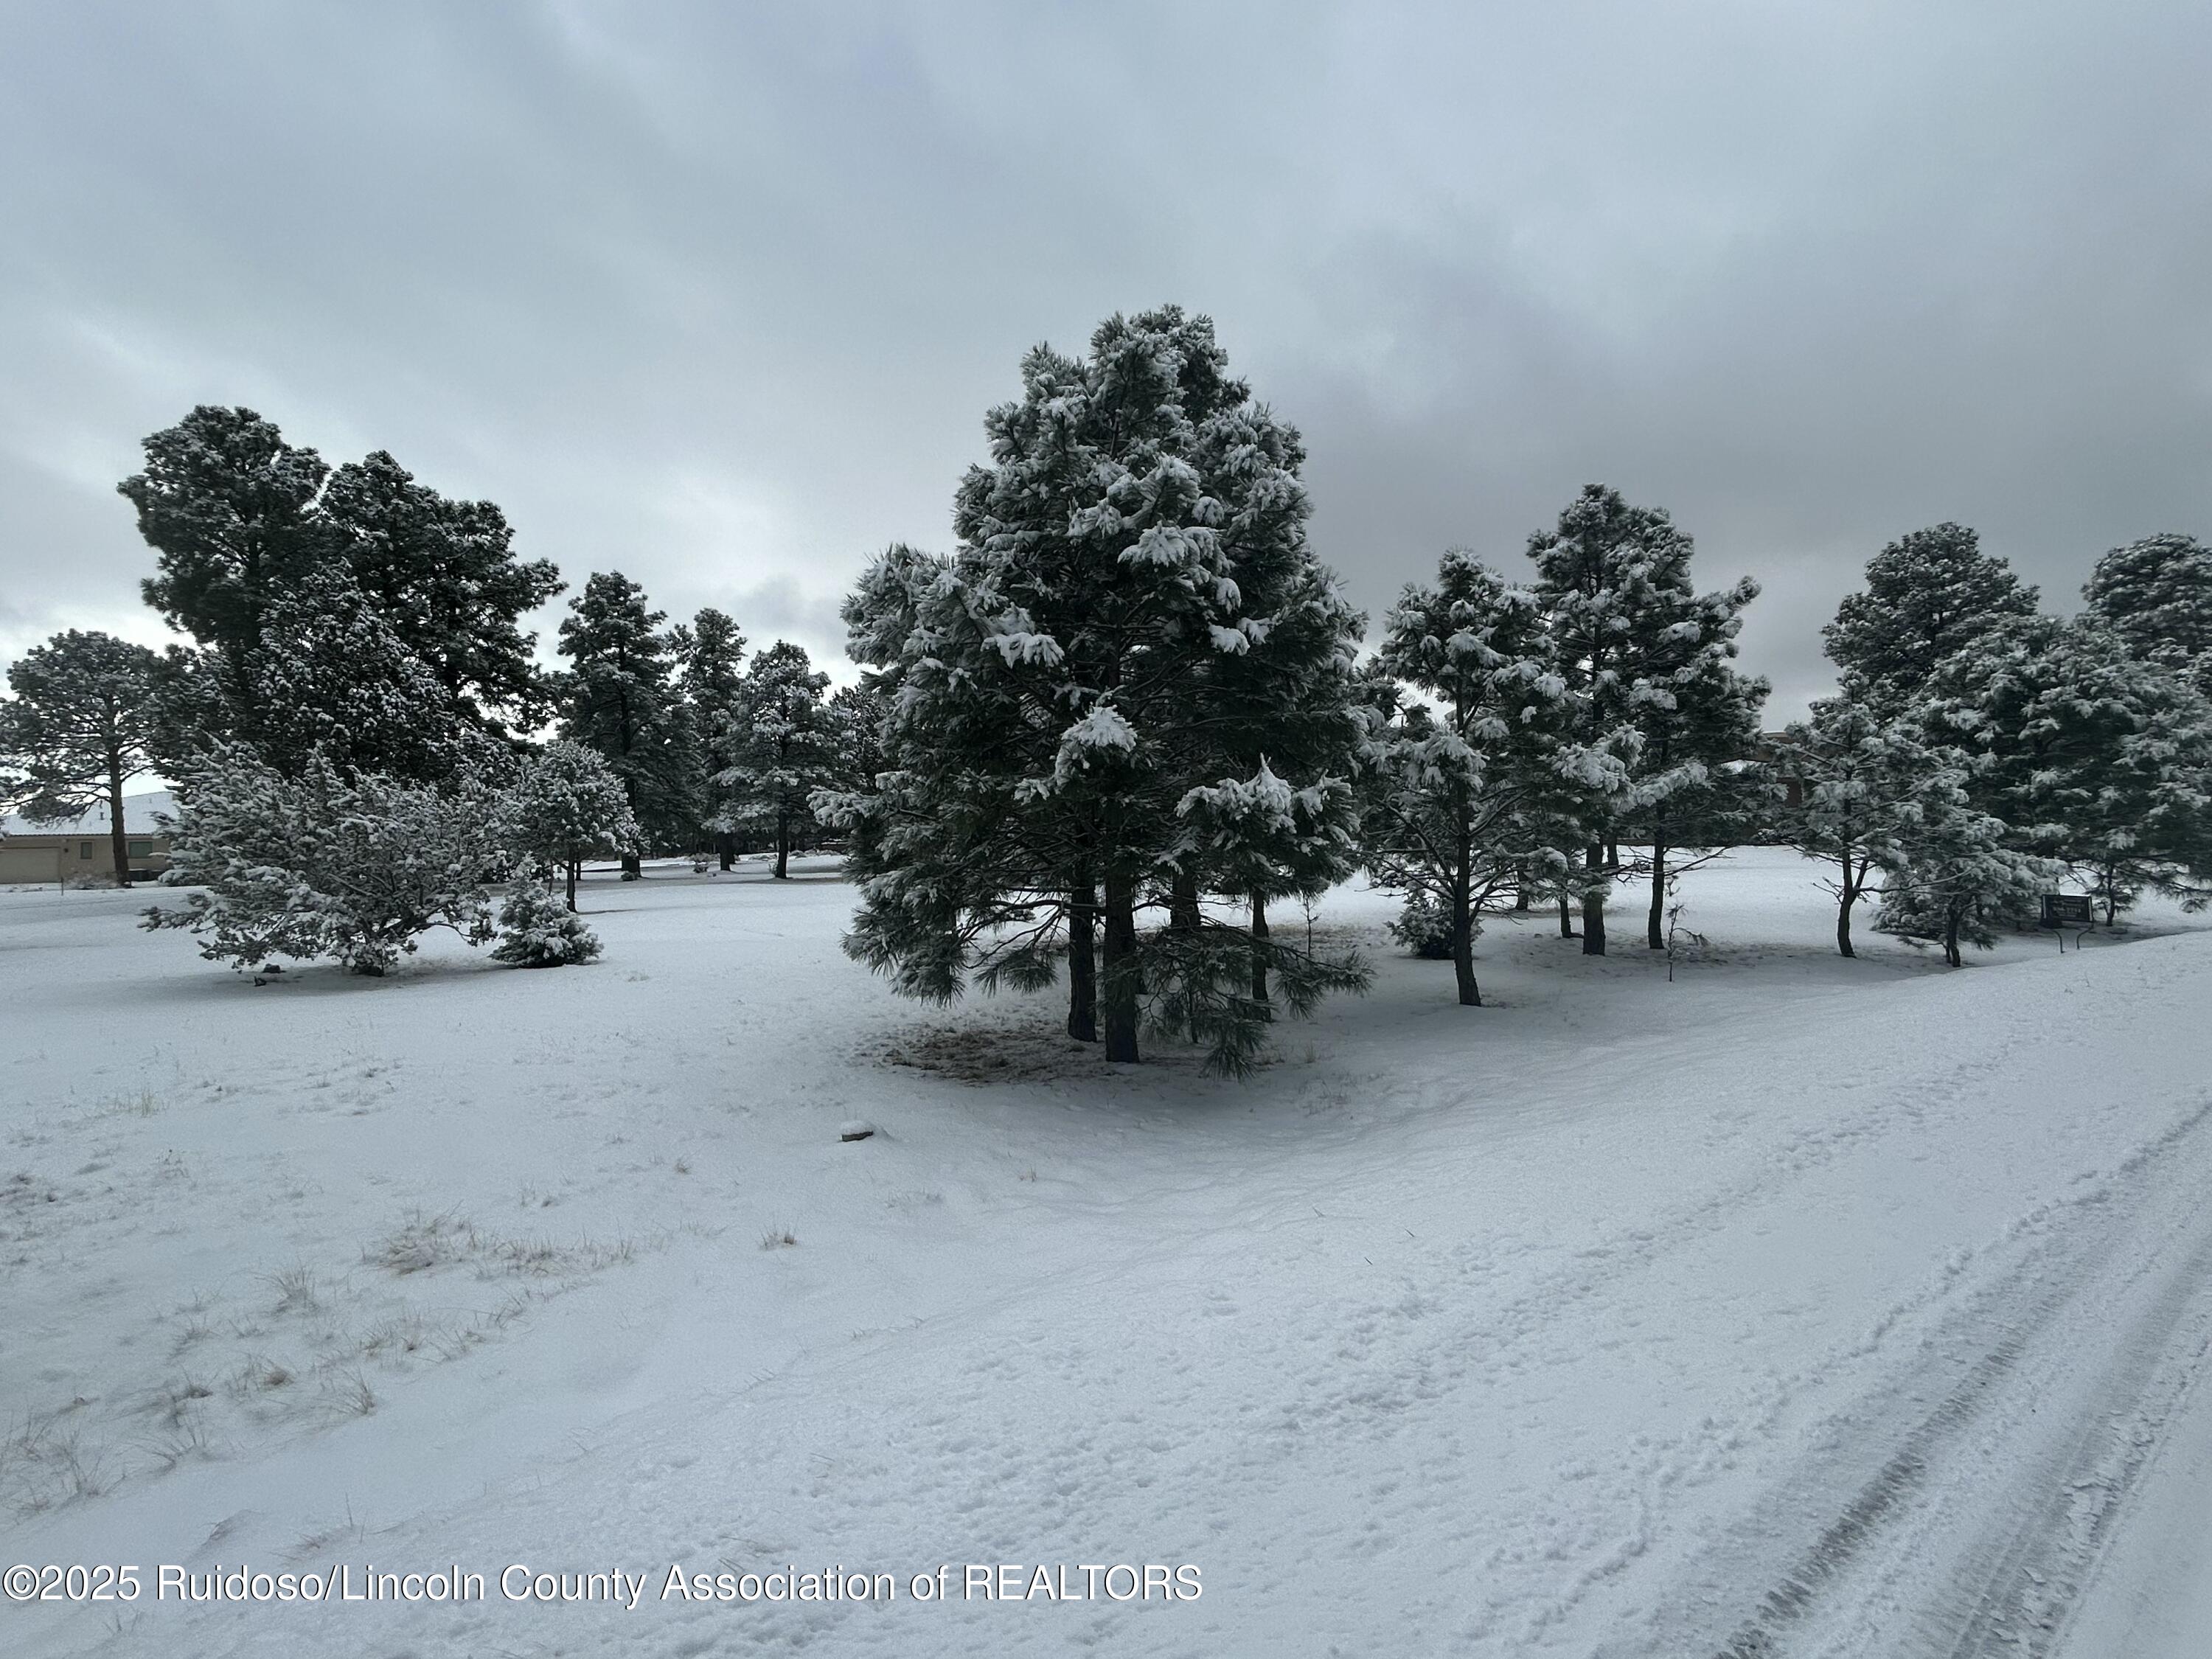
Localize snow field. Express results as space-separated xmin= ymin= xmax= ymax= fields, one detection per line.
xmin=2 ymin=849 xmax=2210 ymax=1656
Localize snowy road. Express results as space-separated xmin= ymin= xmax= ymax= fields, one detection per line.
xmin=1695 ymin=1090 xmax=2212 ymax=1658
xmin=4 ymin=853 xmax=2210 ymax=1655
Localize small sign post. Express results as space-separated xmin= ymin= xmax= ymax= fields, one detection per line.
xmin=2040 ymin=893 xmax=2093 ymax=951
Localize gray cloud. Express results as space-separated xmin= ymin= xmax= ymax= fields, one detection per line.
xmin=4 ymin=1 xmax=2208 ymax=717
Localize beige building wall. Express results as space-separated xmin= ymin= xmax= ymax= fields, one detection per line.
xmin=0 ymin=835 xmax=168 ymax=885
xmin=0 ymin=844 xmax=62 ymax=883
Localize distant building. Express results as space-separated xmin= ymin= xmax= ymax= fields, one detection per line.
xmin=1756 ymin=734 xmax=1806 ymax=810
xmin=0 ymin=790 xmax=175 ymax=886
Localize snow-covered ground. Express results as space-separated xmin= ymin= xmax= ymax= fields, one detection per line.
xmin=3 ymin=849 xmax=2209 ymax=1657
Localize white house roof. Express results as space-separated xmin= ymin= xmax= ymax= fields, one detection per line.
xmin=1 ymin=789 xmax=177 ymax=837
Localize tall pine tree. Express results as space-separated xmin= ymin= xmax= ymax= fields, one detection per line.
xmin=817 ymin=683 xmax=888 ymax=798
xmin=718 ymin=640 xmax=831 ymax=880
xmin=1 ymin=630 xmax=162 ymax=886
xmin=556 ymin=572 xmax=696 ymax=878
xmin=1777 ymin=696 xmax=1941 ymax=957
xmin=1360 ymin=553 xmax=1566 ymax=1005
xmin=1526 ymin=484 xmax=1760 ymax=956
xmin=673 ymin=607 xmax=748 ymax=867
xmin=122 ymin=408 xmax=564 ymax=776
xmin=835 ymin=307 xmax=1366 ymax=1069
xmin=1169 ymin=408 xmax=1368 ymax=1011
xmin=1626 ymin=588 xmax=1769 ymax=951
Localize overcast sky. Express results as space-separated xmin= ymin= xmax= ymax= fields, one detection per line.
xmin=4 ymin=1 xmax=2208 ymax=719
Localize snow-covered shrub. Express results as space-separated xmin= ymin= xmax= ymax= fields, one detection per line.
xmin=1387 ymin=892 xmax=1461 ymax=959
xmin=142 ymin=745 xmax=501 ymax=975
xmin=490 ymin=871 xmax=602 ymax=968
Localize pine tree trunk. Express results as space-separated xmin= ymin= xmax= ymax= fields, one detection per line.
xmin=774 ymin=810 xmax=790 ymax=880
xmin=566 ymin=859 xmax=579 ymax=912
xmin=1170 ymin=869 xmax=1201 ymax=933
xmin=1581 ymin=844 xmax=1607 ymax=956
xmin=1944 ymin=906 xmax=1962 ymax=968
xmin=1646 ymin=838 xmax=1667 ymax=950
xmin=1452 ymin=890 xmax=1481 ymax=1007
xmin=1250 ymin=892 xmax=1270 ymax=1005
xmin=619 ymin=771 xmax=642 ymax=879
xmin=1836 ymin=859 xmax=1857 ymax=959
xmin=717 ymin=832 xmax=734 ymax=872
xmin=106 ymin=754 xmax=131 ymax=887
xmin=1514 ymin=872 xmax=1530 ymax=913
xmin=1557 ymin=894 xmax=1576 ymax=938
xmin=1067 ymin=880 xmax=1099 ymax=1043
xmin=1102 ymin=866 xmax=1141 ymax=1063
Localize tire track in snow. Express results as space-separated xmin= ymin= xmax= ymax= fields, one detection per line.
xmin=1209 ymin=1020 xmax=2073 ymax=1643
xmin=1931 ymin=1225 xmax=2212 ymax=1658
xmin=1703 ymin=1093 xmax=2212 ymax=1659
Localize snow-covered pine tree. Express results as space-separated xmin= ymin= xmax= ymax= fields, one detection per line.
xmin=1623 ymin=581 xmax=1769 ymax=950
xmin=1920 ymin=615 xmax=2212 ymax=921
xmin=834 ymin=307 xmax=1368 ymax=1069
xmin=717 ymin=640 xmax=832 ymax=880
xmin=143 ymin=745 xmax=504 ymax=975
xmin=121 ymin=406 xmax=335 ymax=764
xmin=122 ymin=408 xmax=563 ymax=777
xmin=1822 ymin=523 xmax=2039 ymax=708
xmin=1360 ymin=552 xmax=1567 ymax=1006
xmin=672 ymin=607 xmax=748 ymax=867
xmin=245 ymin=564 xmax=484 ymax=783
xmin=826 ymin=541 xmax=1085 ymax=1023
xmin=556 ymin=572 xmax=698 ymax=878
xmin=1164 ymin=404 xmax=1368 ymax=1019
xmin=1776 ymin=694 xmax=1940 ymax=956
xmin=319 ymin=450 xmax=565 ymax=740
xmin=0 ymin=630 xmax=161 ymax=885
xmin=500 ymin=740 xmax=641 ymax=911
xmin=491 ymin=869 xmax=603 ymax=967
xmin=817 ymin=683 xmax=888 ymax=797
xmin=1510 ymin=735 xmax=1626 ymax=943
xmin=1526 ymin=484 xmax=1759 ymax=956
xmin=2082 ymin=532 xmax=2212 ymax=701
xmin=1871 ymin=760 xmax=2057 ymax=967
xmin=808 ymin=681 xmax=890 ymax=879
xmin=142 ymin=644 xmax=237 ymax=780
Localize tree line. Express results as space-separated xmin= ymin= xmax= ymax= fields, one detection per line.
xmin=829 ymin=307 xmax=2212 ymax=1069
xmin=3 ymin=307 xmax=2208 ymax=1043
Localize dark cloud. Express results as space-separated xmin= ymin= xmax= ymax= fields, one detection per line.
xmin=4 ymin=1 xmax=2208 ymax=716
